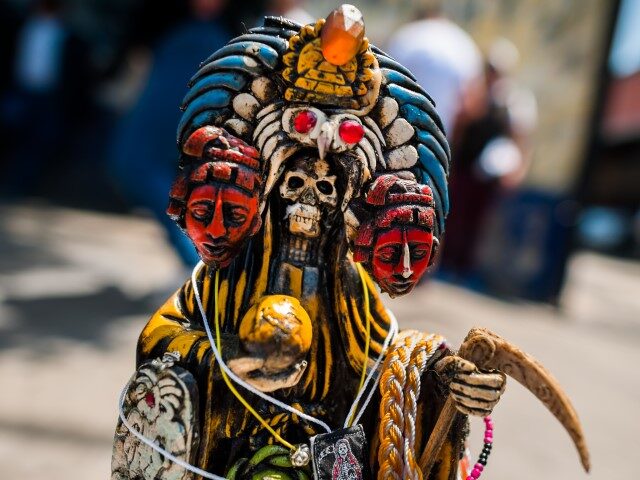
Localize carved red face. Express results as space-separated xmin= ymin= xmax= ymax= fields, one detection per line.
xmin=185 ymin=184 xmax=260 ymax=267
xmin=371 ymin=226 xmax=434 ymax=296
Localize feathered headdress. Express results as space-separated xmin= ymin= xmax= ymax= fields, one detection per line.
xmin=176 ymin=5 xmax=450 ymax=237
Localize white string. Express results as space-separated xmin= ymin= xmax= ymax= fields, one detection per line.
xmin=191 ymin=261 xmax=332 ymax=434
xmin=117 ymin=375 xmax=227 ymax=480
xmin=193 ymin=261 xmax=396 ymax=433
xmin=353 ymin=332 xmax=446 ymax=423
xmin=117 ymin=260 xmax=398 ymax=478
xmin=344 ymin=309 xmax=398 ymax=428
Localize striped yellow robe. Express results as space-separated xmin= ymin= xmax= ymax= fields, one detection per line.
xmin=136 ymin=213 xmax=465 ymax=478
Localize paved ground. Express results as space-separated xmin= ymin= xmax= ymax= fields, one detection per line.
xmin=0 ymin=201 xmax=638 ymax=479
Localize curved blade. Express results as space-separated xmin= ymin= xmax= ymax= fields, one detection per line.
xmin=460 ymin=328 xmax=590 ymax=472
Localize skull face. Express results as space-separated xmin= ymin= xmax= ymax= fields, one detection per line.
xmin=279 ymin=157 xmax=338 ymax=238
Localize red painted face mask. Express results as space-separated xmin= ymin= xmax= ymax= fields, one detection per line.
xmin=371 ymin=226 xmax=434 ymax=296
xmin=185 ymin=183 xmax=260 ymax=267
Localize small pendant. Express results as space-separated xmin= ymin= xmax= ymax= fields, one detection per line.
xmin=291 ymin=443 xmax=311 ymax=467
xmin=310 ymin=425 xmax=368 ymax=480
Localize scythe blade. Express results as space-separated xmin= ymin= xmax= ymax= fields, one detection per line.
xmin=419 ymin=328 xmax=590 ymax=477
xmin=460 ymin=327 xmax=590 ymax=472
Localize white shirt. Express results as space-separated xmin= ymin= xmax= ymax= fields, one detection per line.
xmin=387 ymin=18 xmax=482 ymax=136
xmin=283 ymin=7 xmax=315 ymax=26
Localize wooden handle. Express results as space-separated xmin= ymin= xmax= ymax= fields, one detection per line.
xmin=418 ymin=397 xmax=458 ymax=476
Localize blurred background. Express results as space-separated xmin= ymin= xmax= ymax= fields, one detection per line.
xmin=0 ymin=0 xmax=638 ymax=478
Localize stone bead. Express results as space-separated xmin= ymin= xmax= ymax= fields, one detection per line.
xmin=321 ymin=4 xmax=365 ymax=66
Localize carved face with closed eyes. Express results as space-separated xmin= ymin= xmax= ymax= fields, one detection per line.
xmin=371 ymin=226 xmax=434 ymax=296
xmin=167 ymin=126 xmax=263 ymax=268
xmin=185 ymin=183 xmax=260 ymax=268
xmin=353 ymin=174 xmax=439 ymax=297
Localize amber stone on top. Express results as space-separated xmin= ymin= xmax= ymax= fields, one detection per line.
xmin=321 ymin=4 xmax=365 ymax=66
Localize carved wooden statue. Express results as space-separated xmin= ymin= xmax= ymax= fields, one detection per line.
xmin=112 ymin=6 xmax=589 ymax=480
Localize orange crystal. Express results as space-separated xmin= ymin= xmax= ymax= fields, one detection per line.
xmin=321 ymin=4 xmax=365 ymax=66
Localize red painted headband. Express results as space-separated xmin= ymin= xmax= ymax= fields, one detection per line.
xmin=365 ymin=174 xmax=434 ymax=207
xmin=182 ymin=125 xmax=261 ymax=172
xmin=352 ymin=175 xmax=436 ymax=261
xmin=167 ymin=126 xmax=263 ymax=223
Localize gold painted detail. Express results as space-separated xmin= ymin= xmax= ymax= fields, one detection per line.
xmin=239 ymin=295 xmax=313 ymax=361
xmin=281 ymin=15 xmax=380 ymax=113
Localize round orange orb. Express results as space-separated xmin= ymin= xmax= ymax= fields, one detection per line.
xmin=239 ymin=295 xmax=312 ymax=361
xmin=321 ymin=4 xmax=365 ymax=66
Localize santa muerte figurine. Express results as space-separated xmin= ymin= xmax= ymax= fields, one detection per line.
xmin=111 ymin=6 xmax=590 ymax=480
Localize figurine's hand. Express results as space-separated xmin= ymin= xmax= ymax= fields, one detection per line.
xmin=227 ymin=356 xmax=307 ymax=393
xmin=435 ymin=355 xmax=506 ymax=416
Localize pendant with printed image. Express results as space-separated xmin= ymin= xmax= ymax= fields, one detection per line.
xmin=310 ymin=425 xmax=368 ymax=480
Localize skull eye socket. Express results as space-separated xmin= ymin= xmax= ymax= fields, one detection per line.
xmin=293 ymin=110 xmax=318 ymax=134
xmin=338 ymin=120 xmax=365 ymax=144
xmin=287 ymin=176 xmax=305 ymax=189
xmin=316 ymin=180 xmax=334 ymax=195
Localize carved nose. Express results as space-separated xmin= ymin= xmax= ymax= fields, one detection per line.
xmin=401 ymin=241 xmax=413 ymax=278
xmin=209 ymin=198 xmax=226 ymax=238
xmin=299 ymin=187 xmax=317 ymax=205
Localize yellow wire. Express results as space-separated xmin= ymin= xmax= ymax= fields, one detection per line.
xmin=213 ymin=263 xmax=373 ymax=440
xmin=212 ymin=270 xmax=295 ymax=451
xmin=348 ymin=262 xmax=372 ymax=427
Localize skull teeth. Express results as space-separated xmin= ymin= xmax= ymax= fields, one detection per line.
xmin=293 ymin=215 xmax=317 ymax=225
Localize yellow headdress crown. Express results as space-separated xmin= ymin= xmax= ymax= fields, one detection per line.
xmin=281 ymin=4 xmax=381 ymax=114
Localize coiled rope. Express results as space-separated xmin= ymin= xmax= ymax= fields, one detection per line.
xmin=377 ymin=331 xmax=445 ymax=480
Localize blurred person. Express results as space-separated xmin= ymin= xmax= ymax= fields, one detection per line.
xmin=386 ymin=0 xmax=483 ymax=138
xmin=109 ymin=0 xmax=234 ymax=268
xmin=440 ymin=39 xmax=537 ymax=282
xmin=264 ymin=0 xmax=314 ymax=25
xmin=0 ymin=0 xmax=91 ymax=194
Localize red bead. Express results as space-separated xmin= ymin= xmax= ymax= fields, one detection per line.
xmin=471 ymin=467 xmax=481 ymax=477
xmin=144 ymin=392 xmax=156 ymax=408
xmin=338 ymin=120 xmax=365 ymax=144
xmin=293 ymin=110 xmax=317 ymax=133
xmin=474 ymin=464 xmax=484 ymax=472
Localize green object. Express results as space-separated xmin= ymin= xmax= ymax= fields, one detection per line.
xmin=248 ymin=444 xmax=291 ymax=467
xmin=269 ymin=454 xmax=293 ymax=468
xmin=226 ymin=458 xmax=248 ymax=479
xmin=251 ymin=469 xmax=294 ymax=480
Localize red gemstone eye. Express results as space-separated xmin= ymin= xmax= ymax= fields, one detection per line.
xmin=293 ymin=110 xmax=317 ymax=133
xmin=338 ymin=120 xmax=364 ymax=144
